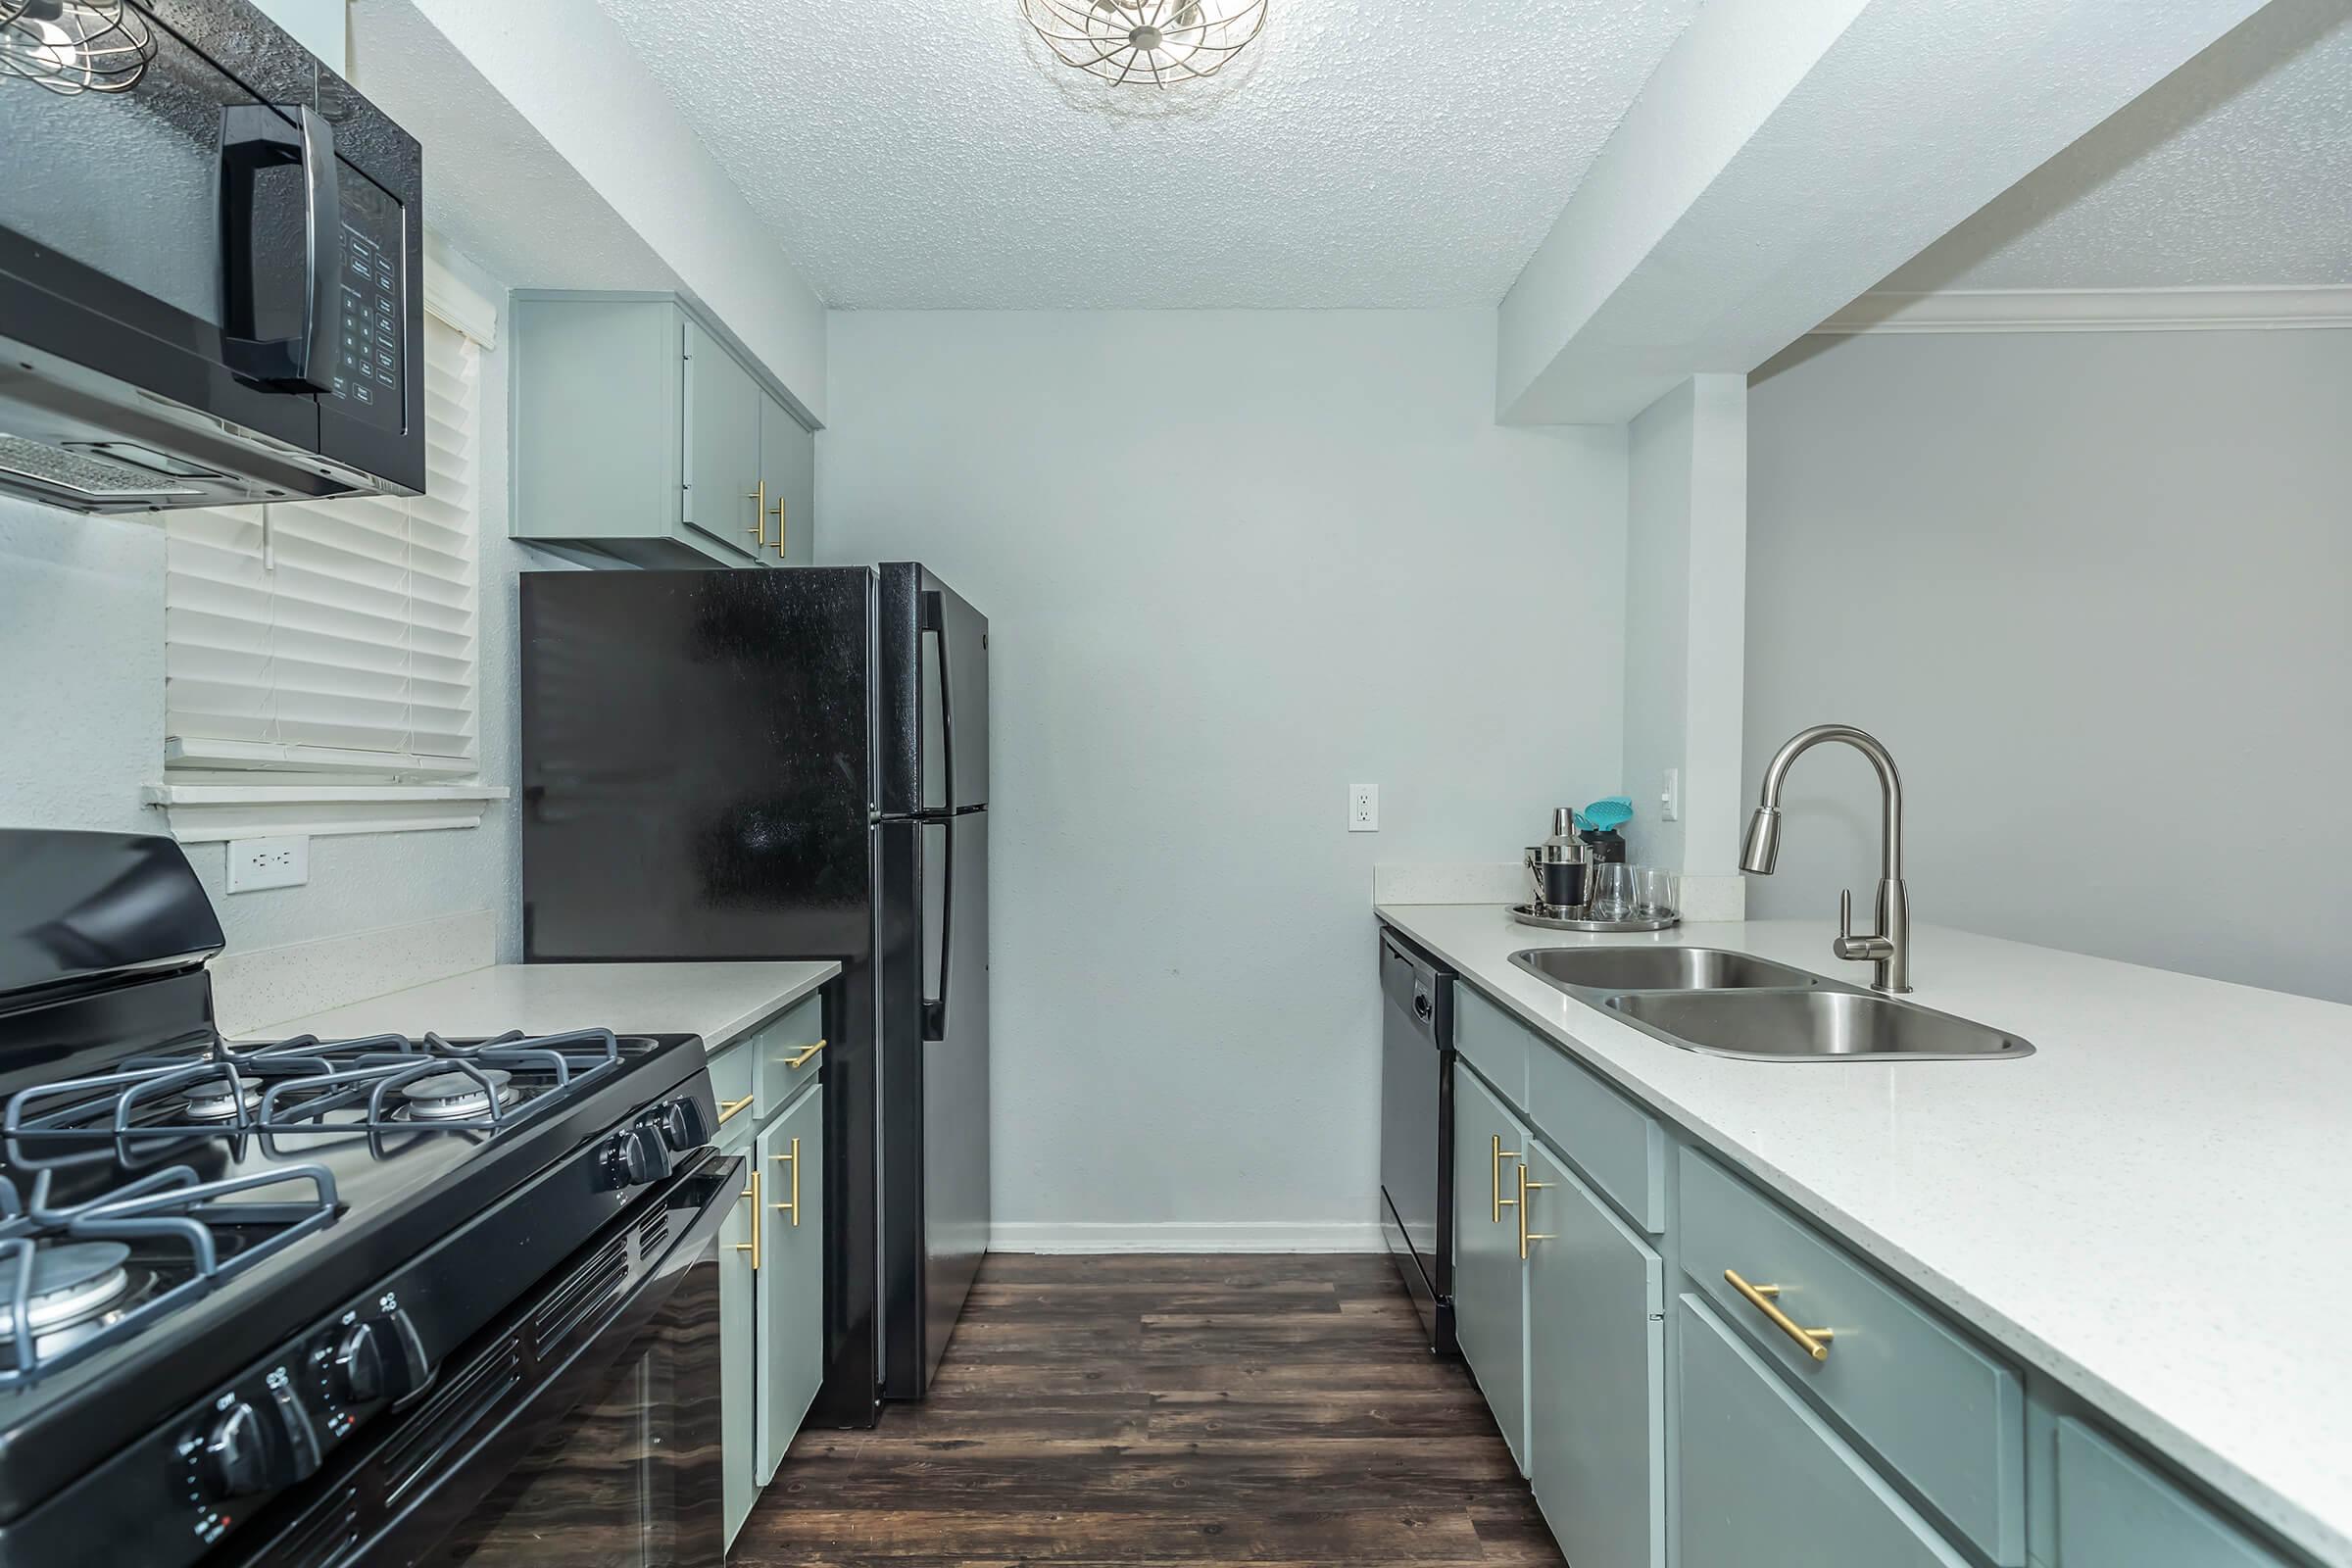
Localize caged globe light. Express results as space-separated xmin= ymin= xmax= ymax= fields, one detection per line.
xmin=1020 ymin=0 xmax=1267 ymax=87
xmin=0 ymin=0 xmax=156 ymax=94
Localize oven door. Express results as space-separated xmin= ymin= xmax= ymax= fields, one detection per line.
xmin=226 ymin=1152 xmax=739 ymax=1568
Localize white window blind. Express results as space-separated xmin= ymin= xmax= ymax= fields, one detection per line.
xmin=166 ymin=315 xmax=481 ymax=777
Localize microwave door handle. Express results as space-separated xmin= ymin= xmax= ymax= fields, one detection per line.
xmin=220 ymin=104 xmax=342 ymax=392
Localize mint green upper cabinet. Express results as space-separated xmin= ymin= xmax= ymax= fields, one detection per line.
xmin=1525 ymin=1142 xmax=1665 ymax=1568
xmin=758 ymin=1085 xmax=826 ymax=1484
xmin=1678 ymin=1294 xmax=1970 ymax=1568
xmin=1454 ymin=1064 xmax=1530 ymax=1474
xmin=759 ymin=388 xmax=816 ymax=565
xmin=511 ymin=292 xmax=818 ymax=569
xmin=682 ymin=318 xmax=763 ymax=564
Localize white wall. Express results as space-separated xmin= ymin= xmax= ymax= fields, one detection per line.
xmin=0 ymin=246 xmax=548 ymax=961
xmin=822 ymin=309 xmax=1628 ymax=1247
xmin=1745 ymin=327 xmax=2352 ymax=1003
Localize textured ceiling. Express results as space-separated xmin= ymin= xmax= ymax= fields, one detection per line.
xmin=593 ymin=0 xmax=1702 ymax=309
xmin=1884 ymin=0 xmax=2352 ymax=292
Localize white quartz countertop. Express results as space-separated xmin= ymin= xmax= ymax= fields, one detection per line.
xmin=1376 ymin=904 xmax=2352 ymax=1567
xmin=242 ymin=960 xmax=839 ymax=1052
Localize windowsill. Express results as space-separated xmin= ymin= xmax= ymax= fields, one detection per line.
xmin=140 ymin=781 xmax=512 ymax=843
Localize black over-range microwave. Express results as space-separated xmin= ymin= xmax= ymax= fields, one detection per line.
xmin=0 ymin=0 xmax=423 ymax=513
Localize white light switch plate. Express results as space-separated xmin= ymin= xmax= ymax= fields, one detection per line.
xmin=226 ymin=835 xmax=310 ymax=893
xmin=1348 ymin=783 xmax=1379 ymax=832
xmin=1660 ymin=768 xmax=1681 ymax=822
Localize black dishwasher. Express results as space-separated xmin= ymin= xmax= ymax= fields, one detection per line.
xmin=1379 ymin=927 xmax=1456 ymax=1355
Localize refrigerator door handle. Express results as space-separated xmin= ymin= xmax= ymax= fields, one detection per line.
xmin=922 ymin=590 xmax=956 ymax=814
xmin=922 ymin=816 xmax=953 ymax=1042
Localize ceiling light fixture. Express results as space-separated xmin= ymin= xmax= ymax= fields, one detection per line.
xmin=1021 ymin=0 xmax=1266 ymax=87
xmin=0 ymin=0 xmax=155 ymax=95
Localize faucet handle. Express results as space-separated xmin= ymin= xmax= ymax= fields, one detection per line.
xmin=1835 ymin=888 xmax=1894 ymax=962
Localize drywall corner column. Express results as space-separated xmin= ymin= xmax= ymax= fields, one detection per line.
xmin=1623 ymin=373 xmax=1747 ymax=918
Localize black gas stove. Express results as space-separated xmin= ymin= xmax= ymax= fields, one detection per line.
xmin=0 ymin=831 xmax=739 ymax=1568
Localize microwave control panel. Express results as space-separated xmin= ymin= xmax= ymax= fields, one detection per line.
xmin=331 ymin=168 xmax=406 ymax=433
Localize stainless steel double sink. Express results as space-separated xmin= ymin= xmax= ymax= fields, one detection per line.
xmin=1509 ymin=947 xmax=2034 ymax=1062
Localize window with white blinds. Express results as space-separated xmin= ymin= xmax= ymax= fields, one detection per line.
xmin=165 ymin=315 xmax=481 ymax=778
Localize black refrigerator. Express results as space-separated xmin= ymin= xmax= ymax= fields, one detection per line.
xmin=519 ymin=564 xmax=990 ymax=1421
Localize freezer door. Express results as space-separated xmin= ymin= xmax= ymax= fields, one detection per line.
xmin=877 ymin=564 xmax=989 ymax=817
xmin=519 ymin=567 xmax=875 ymax=961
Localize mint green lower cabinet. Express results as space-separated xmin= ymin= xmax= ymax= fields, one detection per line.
xmin=2055 ymin=1420 xmax=2288 ymax=1568
xmin=1677 ymin=1294 xmax=1970 ymax=1567
xmin=758 ymin=1086 xmax=826 ymax=1483
xmin=1524 ymin=1143 xmax=1664 ymax=1568
xmin=717 ymin=1161 xmax=760 ymax=1548
xmin=1453 ymin=1065 xmax=1529 ymax=1473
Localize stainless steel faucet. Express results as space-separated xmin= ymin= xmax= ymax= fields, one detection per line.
xmin=1740 ymin=724 xmax=1912 ymax=993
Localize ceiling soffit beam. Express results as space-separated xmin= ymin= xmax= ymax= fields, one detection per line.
xmin=1495 ymin=0 xmax=2274 ymax=426
xmin=353 ymin=0 xmax=829 ymax=425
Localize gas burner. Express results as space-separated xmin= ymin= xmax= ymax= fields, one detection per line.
xmin=395 ymin=1068 xmax=520 ymax=1123
xmin=0 ymin=1242 xmax=133 ymax=1335
xmin=175 ymin=1076 xmax=261 ymax=1123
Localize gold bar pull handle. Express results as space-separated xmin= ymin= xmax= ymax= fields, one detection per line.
xmin=733 ymin=1170 xmax=761 ymax=1270
xmin=1518 ymin=1163 xmax=1553 ymax=1260
xmin=1725 ymin=1269 xmax=1834 ymax=1362
xmin=769 ymin=494 xmax=788 ymax=559
xmin=782 ymin=1039 xmax=825 ymax=1070
xmin=746 ymin=480 xmax=768 ymax=548
xmin=716 ymin=1093 xmax=756 ymax=1126
xmin=1491 ymin=1134 xmax=1522 ymax=1223
xmin=770 ymin=1137 xmax=802 ymax=1226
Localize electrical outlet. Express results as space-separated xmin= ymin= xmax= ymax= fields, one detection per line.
xmin=1661 ymin=768 xmax=1681 ymax=822
xmin=1348 ymin=783 xmax=1379 ymax=833
xmin=226 ymin=835 xmax=309 ymax=894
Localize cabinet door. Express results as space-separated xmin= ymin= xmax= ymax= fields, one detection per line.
xmin=718 ymin=1165 xmax=760 ymax=1547
xmin=758 ymin=1087 xmax=826 ymax=1482
xmin=2056 ymin=1420 xmax=2288 ymax=1568
xmin=759 ymin=390 xmax=816 ymax=565
xmin=1526 ymin=1142 xmax=1665 ymax=1568
xmin=1452 ymin=1065 xmax=1529 ymax=1473
xmin=682 ymin=318 xmax=762 ymax=564
xmin=1677 ymin=1295 xmax=1969 ymax=1568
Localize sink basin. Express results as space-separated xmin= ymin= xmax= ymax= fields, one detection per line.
xmin=1605 ymin=989 xmax=2034 ymax=1061
xmin=1511 ymin=947 xmax=1824 ymax=993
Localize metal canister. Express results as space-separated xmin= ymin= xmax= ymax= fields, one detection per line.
xmin=1524 ymin=810 xmax=1593 ymax=909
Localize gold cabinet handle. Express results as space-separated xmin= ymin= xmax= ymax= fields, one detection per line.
xmin=746 ymin=480 xmax=768 ymax=548
xmin=769 ymin=494 xmax=788 ymax=559
xmin=1725 ymin=1268 xmax=1834 ymax=1362
xmin=733 ymin=1169 xmax=761 ymax=1270
xmin=717 ymin=1093 xmax=756 ymax=1126
xmin=1518 ymin=1163 xmax=1553 ymax=1260
xmin=769 ymin=1136 xmax=801 ymax=1226
xmin=782 ymin=1039 xmax=825 ymax=1070
xmin=1491 ymin=1134 xmax=1521 ymax=1223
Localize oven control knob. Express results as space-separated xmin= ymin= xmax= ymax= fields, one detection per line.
xmin=657 ymin=1098 xmax=705 ymax=1152
xmin=614 ymin=1124 xmax=671 ymax=1185
xmin=332 ymin=1320 xmax=387 ymax=1403
xmin=201 ymin=1401 xmax=275 ymax=1499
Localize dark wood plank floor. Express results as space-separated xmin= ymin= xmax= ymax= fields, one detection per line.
xmin=735 ymin=1253 xmax=1563 ymax=1566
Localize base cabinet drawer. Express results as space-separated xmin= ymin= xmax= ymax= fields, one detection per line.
xmin=1677 ymin=1295 xmax=1970 ymax=1568
xmin=1454 ymin=983 xmax=1533 ymax=1110
xmin=1679 ymin=1149 xmax=2026 ymax=1563
xmin=1454 ymin=1064 xmax=1530 ymax=1473
xmin=2056 ymin=1420 xmax=2289 ymax=1568
xmin=754 ymin=995 xmax=825 ymax=1118
xmin=1525 ymin=1144 xmax=1664 ymax=1568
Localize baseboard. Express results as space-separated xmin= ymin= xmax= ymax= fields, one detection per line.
xmin=991 ymin=1221 xmax=1386 ymax=1254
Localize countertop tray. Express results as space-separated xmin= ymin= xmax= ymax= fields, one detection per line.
xmin=1509 ymin=903 xmax=1681 ymax=933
